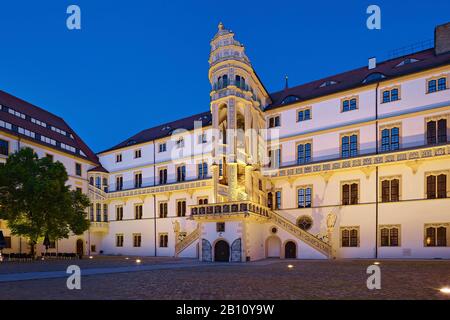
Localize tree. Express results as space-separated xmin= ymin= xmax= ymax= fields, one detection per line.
xmin=0 ymin=147 xmax=90 ymax=256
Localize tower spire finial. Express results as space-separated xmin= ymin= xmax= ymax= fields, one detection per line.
xmin=285 ymin=75 xmax=289 ymax=90
xmin=218 ymin=22 xmax=224 ymax=31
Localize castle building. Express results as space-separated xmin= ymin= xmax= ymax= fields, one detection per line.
xmin=1 ymin=22 xmax=450 ymax=261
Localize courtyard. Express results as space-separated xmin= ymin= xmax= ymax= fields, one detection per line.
xmin=0 ymin=257 xmax=449 ymax=300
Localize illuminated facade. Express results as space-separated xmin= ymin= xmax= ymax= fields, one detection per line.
xmin=1 ymin=22 xmax=450 ymax=260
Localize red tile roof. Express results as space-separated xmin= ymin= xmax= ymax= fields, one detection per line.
xmin=0 ymin=90 xmax=99 ymax=164
xmin=266 ymin=48 xmax=450 ymax=110
xmin=88 ymin=165 xmax=109 ymax=173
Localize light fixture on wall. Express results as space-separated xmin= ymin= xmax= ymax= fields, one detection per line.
xmin=439 ymin=287 xmax=450 ymax=294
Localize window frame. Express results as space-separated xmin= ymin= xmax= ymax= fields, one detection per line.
xmin=296 ymin=185 xmax=313 ymax=208
xmin=133 ymin=233 xmax=142 ymax=247
xmin=158 ymin=201 xmax=168 ymax=218
xmin=134 ymin=203 xmax=143 ymax=220
xmin=426 ymin=74 xmax=448 ymax=94
xmin=134 ymin=149 xmax=142 ymax=159
xmin=379 ymin=123 xmax=401 ymax=152
xmin=380 ymin=85 xmax=401 ymax=103
xmin=424 ymin=223 xmax=449 ymax=247
xmin=176 ymin=199 xmax=187 ymax=217
xmin=296 ymin=140 xmax=312 ymax=165
xmin=378 ymin=224 xmax=401 ymax=247
xmin=116 ymin=234 xmax=124 ymax=247
xmin=0 ymin=138 xmax=10 ymax=156
xmin=159 ymin=233 xmax=169 ymax=247
xmin=340 ymin=226 xmax=360 ymax=247
xmin=340 ymin=96 xmax=359 ymax=113
xmin=379 ymin=176 xmax=401 ymax=202
xmin=341 ymin=180 xmax=360 ymax=205
xmin=296 ymin=107 xmax=312 ymax=122
xmin=340 ymin=131 xmax=359 ymax=159
xmin=424 ymin=170 xmax=449 ymax=199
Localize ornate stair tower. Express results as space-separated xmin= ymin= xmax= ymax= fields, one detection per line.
xmin=208 ymin=22 xmax=270 ymax=205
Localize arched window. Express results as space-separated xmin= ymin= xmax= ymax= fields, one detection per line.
xmin=89 ymin=177 xmax=94 ymax=185
xmin=222 ymin=74 xmax=228 ymax=88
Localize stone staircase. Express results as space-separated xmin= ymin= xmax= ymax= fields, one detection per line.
xmin=175 ymin=226 xmax=200 ymax=257
xmin=268 ymin=210 xmax=332 ymax=258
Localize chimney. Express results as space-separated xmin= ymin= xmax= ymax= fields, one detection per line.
xmin=368 ymin=57 xmax=376 ymax=70
xmin=435 ymin=22 xmax=450 ymax=55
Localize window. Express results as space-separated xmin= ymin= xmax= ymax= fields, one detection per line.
xmin=103 ymin=204 xmax=108 ymax=222
xmin=91 ymin=245 xmax=96 ymax=253
xmin=438 ymin=77 xmax=447 ymax=91
xmin=133 ymin=234 xmax=142 ymax=247
xmin=116 ymin=234 xmax=124 ymax=247
xmin=89 ymin=204 xmax=94 ymax=221
xmin=297 ymin=216 xmax=313 ymax=231
xmin=297 ymin=186 xmax=312 ymax=208
xmin=268 ymin=148 xmax=281 ymax=168
xmin=342 ymin=182 xmax=359 ymax=205
xmin=426 ymin=173 xmax=447 ymax=199
xmin=75 ymin=163 xmax=82 ymax=176
xmin=198 ymin=162 xmax=208 ymax=179
xmin=198 ymin=133 xmax=207 ymax=144
xmin=159 ymin=143 xmax=167 ymax=153
xmin=275 ymin=191 xmax=282 ymax=209
xmin=176 ymin=165 xmax=186 ymax=182
xmin=297 ymin=108 xmax=311 ymax=122
xmin=116 ymin=153 xmax=122 ymax=163
xmin=176 ymin=138 xmax=184 ymax=149
xmin=341 ymin=227 xmax=359 ymax=247
xmin=116 ymin=205 xmax=123 ymax=221
xmin=380 ymin=225 xmax=400 ymax=247
xmin=159 ymin=168 xmax=168 ymax=184
xmin=0 ymin=139 xmax=9 ymax=156
xmin=426 ymin=119 xmax=447 ymax=144
xmin=428 ymin=76 xmax=447 ymax=93
xmin=177 ymin=200 xmax=186 ymax=217
xmin=341 ymin=133 xmax=358 ymax=158
xmin=96 ymin=203 xmax=101 ymax=222
xmin=159 ymin=234 xmax=168 ymax=247
xmin=268 ymin=116 xmax=280 ymax=128
xmin=216 ymin=222 xmax=225 ymax=232
xmin=198 ymin=198 xmax=208 ymax=205
xmin=4 ymin=236 xmax=11 ymax=249
xmin=381 ymin=178 xmax=400 ymax=202
xmin=135 ymin=204 xmax=143 ymax=220
xmin=381 ymin=127 xmax=400 ymax=152
xmin=134 ymin=172 xmax=142 ymax=188
xmin=235 ymin=75 xmax=246 ymax=90
xmin=425 ymin=224 xmax=448 ymax=247
xmin=218 ymin=160 xmax=223 ymax=177
xmin=381 ymin=87 xmax=400 ymax=103
xmin=342 ymin=97 xmax=358 ymax=112
xmin=116 ymin=176 xmax=123 ymax=191
xmin=159 ymin=202 xmax=168 ymax=218
xmin=134 ymin=149 xmax=142 ymax=158
xmin=281 ymin=95 xmax=299 ymax=105
xmin=297 ymin=142 xmax=311 ymax=164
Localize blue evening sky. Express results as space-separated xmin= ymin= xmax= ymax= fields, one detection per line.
xmin=0 ymin=1 xmax=449 ymax=152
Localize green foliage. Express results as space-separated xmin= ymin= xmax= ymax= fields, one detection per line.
xmin=0 ymin=148 xmax=90 ymax=253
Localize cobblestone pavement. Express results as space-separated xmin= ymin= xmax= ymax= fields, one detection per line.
xmin=1 ymin=258 xmax=450 ymax=300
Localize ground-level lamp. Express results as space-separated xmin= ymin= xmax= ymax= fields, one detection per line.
xmin=0 ymin=231 xmax=6 ymax=262
xmin=43 ymin=234 xmax=51 ymax=259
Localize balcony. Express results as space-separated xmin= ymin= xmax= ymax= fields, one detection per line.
xmin=89 ymin=222 xmax=109 ymax=233
xmin=88 ymin=185 xmax=107 ymax=201
xmin=190 ymin=200 xmax=270 ymax=222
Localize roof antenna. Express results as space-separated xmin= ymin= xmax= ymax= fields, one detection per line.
xmin=285 ymin=75 xmax=289 ymax=90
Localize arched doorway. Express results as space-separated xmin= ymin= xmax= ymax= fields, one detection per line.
xmin=266 ymin=236 xmax=281 ymax=258
xmin=214 ymin=240 xmax=230 ymax=262
xmin=76 ymin=239 xmax=84 ymax=257
xmin=285 ymin=241 xmax=297 ymax=259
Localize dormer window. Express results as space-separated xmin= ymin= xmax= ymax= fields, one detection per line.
xmin=281 ymin=95 xmax=300 ymax=105
xmin=319 ymin=80 xmax=338 ymax=88
xmin=363 ymin=72 xmax=386 ymax=84
xmin=395 ymin=58 xmax=419 ymax=67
